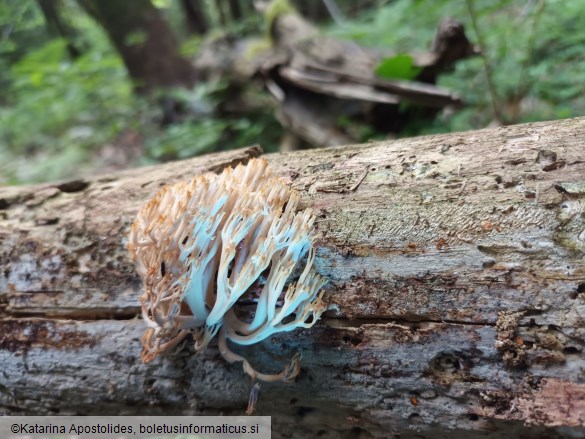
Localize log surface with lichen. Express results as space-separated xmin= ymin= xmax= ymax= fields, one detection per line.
xmin=1 ymin=117 xmax=585 ymax=438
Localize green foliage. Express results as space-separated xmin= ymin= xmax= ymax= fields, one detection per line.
xmin=3 ymin=0 xmax=585 ymax=185
xmin=0 ymin=0 xmax=282 ymax=185
xmin=179 ymin=35 xmax=203 ymax=57
xmin=124 ymin=31 xmax=148 ymax=46
xmin=265 ymin=0 xmax=296 ymax=30
xmin=328 ymin=0 xmax=585 ymax=134
xmin=0 ymin=0 xmax=46 ymax=94
xmin=146 ymin=119 xmax=226 ymax=160
xmin=0 ymin=0 xmax=46 ymax=52
xmin=0 ymin=6 xmax=135 ymax=183
xmin=375 ymin=54 xmax=421 ymax=80
xmin=0 ymin=10 xmax=116 ymax=183
xmin=142 ymin=81 xmax=282 ymax=162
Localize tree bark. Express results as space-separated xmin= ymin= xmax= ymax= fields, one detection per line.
xmin=181 ymin=0 xmax=209 ymax=36
xmin=293 ymin=0 xmax=329 ymax=23
xmin=215 ymin=0 xmax=228 ymax=27
xmin=1 ymin=118 xmax=585 ymax=438
xmin=37 ymin=0 xmax=83 ymax=59
xmin=79 ymin=0 xmax=196 ymax=93
xmin=227 ymin=0 xmax=242 ymax=22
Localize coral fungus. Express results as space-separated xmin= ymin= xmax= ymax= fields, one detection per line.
xmin=128 ymin=158 xmax=326 ymax=382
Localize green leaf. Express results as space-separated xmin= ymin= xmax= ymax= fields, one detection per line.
xmin=375 ymin=54 xmax=422 ymax=80
xmin=151 ymin=0 xmax=171 ymax=8
xmin=29 ymin=71 xmax=43 ymax=87
xmin=124 ymin=31 xmax=147 ymax=47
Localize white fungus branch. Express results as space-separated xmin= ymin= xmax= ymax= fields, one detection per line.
xmin=128 ymin=158 xmax=327 ymax=382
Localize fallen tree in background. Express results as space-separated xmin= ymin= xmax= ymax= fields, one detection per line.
xmin=195 ymin=10 xmax=478 ymax=149
xmin=1 ymin=117 xmax=585 ymax=438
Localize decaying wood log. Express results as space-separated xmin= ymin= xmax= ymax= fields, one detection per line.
xmin=267 ymin=14 xmax=474 ymax=106
xmin=194 ymin=12 xmax=478 ymax=149
xmin=263 ymin=13 xmax=477 ymax=147
xmin=1 ymin=117 xmax=585 ymax=438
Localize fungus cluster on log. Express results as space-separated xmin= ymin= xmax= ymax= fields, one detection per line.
xmin=128 ymin=158 xmax=327 ymax=384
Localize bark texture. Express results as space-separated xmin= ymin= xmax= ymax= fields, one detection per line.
xmin=181 ymin=0 xmax=209 ymax=36
xmin=79 ymin=0 xmax=196 ymax=93
xmin=1 ymin=118 xmax=585 ymax=438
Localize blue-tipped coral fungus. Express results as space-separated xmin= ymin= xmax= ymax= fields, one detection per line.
xmin=128 ymin=158 xmax=326 ymax=383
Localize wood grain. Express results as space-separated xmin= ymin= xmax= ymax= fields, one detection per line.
xmin=1 ymin=117 xmax=585 ymax=438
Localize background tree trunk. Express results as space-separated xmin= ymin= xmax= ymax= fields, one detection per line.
xmin=79 ymin=0 xmax=196 ymax=93
xmin=37 ymin=0 xmax=82 ymax=58
xmin=181 ymin=0 xmax=209 ymax=36
xmin=215 ymin=0 xmax=228 ymax=27
xmin=2 ymin=118 xmax=585 ymax=438
xmin=227 ymin=0 xmax=242 ymax=22
xmin=293 ymin=0 xmax=330 ymax=23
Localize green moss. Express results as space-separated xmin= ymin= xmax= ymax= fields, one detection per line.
xmin=265 ymin=0 xmax=296 ymax=30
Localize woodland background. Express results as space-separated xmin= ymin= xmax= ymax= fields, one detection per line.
xmin=1 ymin=0 xmax=584 ymax=185
xmin=2 ymin=2 xmax=585 ymax=436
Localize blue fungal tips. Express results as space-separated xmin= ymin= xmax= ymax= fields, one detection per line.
xmin=128 ymin=158 xmax=326 ymax=382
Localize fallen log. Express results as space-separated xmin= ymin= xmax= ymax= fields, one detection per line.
xmin=1 ymin=117 xmax=585 ymax=438
xmin=261 ymin=13 xmax=476 ymax=147
xmin=194 ymin=12 xmax=478 ymax=148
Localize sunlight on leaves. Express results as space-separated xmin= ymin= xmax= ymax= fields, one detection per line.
xmin=375 ymin=54 xmax=421 ymax=80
